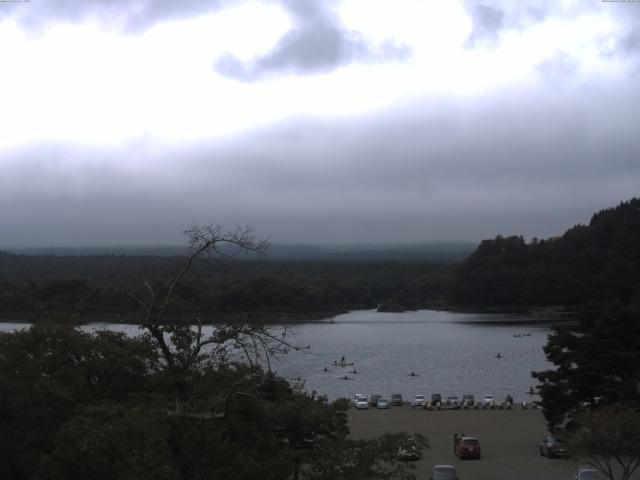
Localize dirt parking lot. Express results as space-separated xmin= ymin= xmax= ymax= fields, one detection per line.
xmin=349 ymin=406 xmax=584 ymax=480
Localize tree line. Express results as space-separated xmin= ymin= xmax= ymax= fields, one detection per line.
xmin=452 ymin=198 xmax=640 ymax=308
xmin=0 ymin=253 xmax=453 ymax=321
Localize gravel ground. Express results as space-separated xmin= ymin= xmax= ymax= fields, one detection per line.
xmin=348 ymin=406 xmax=583 ymax=480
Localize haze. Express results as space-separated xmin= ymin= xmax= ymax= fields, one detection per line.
xmin=1 ymin=0 xmax=638 ymax=247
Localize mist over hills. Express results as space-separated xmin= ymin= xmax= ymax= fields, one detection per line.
xmin=8 ymin=241 xmax=476 ymax=263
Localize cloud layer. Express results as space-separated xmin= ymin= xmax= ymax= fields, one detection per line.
xmin=1 ymin=0 xmax=639 ymax=247
xmin=214 ymin=0 xmax=411 ymax=81
xmin=2 ymin=79 xmax=638 ymax=247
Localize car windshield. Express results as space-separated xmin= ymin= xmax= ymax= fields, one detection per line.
xmin=462 ymin=438 xmax=479 ymax=445
xmin=432 ymin=468 xmax=456 ymax=480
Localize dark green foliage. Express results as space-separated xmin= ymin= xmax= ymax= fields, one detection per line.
xmin=0 ymin=324 xmax=158 ymax=479
xmin=0 ymin=324 xmax=354 ymax=480
xmin=0 ymin=257 xmax=453 ymax=320
xmin=453 ymin=198 xmax=640 ymax=307
xmin=532 ymin=302 xmax=640 ymax=431
xmin=302 ymin=433 xmax=428 ymax=480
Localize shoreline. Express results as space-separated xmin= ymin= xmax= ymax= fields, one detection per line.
xmin=0 ymin=305 xmax=578 ymax=327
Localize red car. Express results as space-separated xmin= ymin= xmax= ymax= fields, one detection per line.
xmin=456 ymin=436 xmax=481 ymax=459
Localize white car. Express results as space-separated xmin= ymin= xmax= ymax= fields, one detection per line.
xmin=445 ymin=396 xmax=461 ymax=409
xmin=412 ymin=394 xmax=425 ymax=407
xmin=354 ymin=394 xmax=369 ymax=409
xmin=481 ymin=394 xmax=494 ymax=408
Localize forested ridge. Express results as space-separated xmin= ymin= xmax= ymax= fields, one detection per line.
xmin=2 ymin=198 xmax=639 ymax=321
xmin=0 ymin=253 xmax=452 ymax=321
xmin=452 ymin=198 xmax=640 ymax=308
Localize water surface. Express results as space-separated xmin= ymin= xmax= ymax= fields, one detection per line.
xmin=0 ymin=309 xmax=553 ymax=403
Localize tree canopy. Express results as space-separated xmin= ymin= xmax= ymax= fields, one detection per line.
xmin=453 ymin=198 xmax=640 ymax=308
xmin=0 ymin=225 xmax=423 ymax=480
xmin=532 ymin=302 xmax=640 ymax=431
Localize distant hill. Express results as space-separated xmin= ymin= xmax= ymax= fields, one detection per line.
xmin=452 ymin=198 xmax=640 ymax=307
xmin=9 ymin=242 xmax=475 ymax=263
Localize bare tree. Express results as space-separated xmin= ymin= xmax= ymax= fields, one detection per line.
xmin=99 ymin=224 xmax=297 ymax=374
xmin=568 ymin=407 xmax=640 ymax=480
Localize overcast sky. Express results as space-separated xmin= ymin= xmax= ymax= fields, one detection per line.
xmin=1 ymin=0 xmax=639 ymax=247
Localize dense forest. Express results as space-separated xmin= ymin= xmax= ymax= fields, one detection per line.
xmin=2 ymin=198 xmax=639 ymax=321
xmin=0 ymin=252 xmax=453 ymax=322
xmin=452 ymin=198 xmax=640 ymax=308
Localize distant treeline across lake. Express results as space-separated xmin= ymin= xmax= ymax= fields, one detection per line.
xmin=1 ymin=198 xmax=638 ymax=322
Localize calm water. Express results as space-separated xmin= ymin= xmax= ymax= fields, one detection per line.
xmin=268 ymin=310 xmax=552 ymax=403
xmin=0 ymin=309 xmax=553 ymax=403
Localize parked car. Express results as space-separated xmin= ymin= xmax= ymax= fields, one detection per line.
xmin=430 ymin=464 xmax=458 ymax=480
xmin=431 ymin=393 xmax=442 ymax=405
xmin=398 ymin=436 xmax=423 ymax=461
xmin=461 ymin=394 xmax=475 ymax=407
xmin=354 ymin=394 xmax=369 ymax=410
xmin=445 ymin=396 xmax=461 ymax=409
xmin=539 ymin=437 xmax=569 ymax=458
xmin=376 ymin=398 xmax=390 ymax=409
xmin=456 ymin=436 xmax=481 ymax=459
xmin=370 ymin=394 xmax=382 ymax=406
xmin=391 ymin=393 xmax=403 ymax=406
xmin=412 ymin=394 xmax=426 ymax=407
xmin=481 ymin=394 xmax=494 ymax=408
xmin=575 ymin=468 xmax=604 ymax=480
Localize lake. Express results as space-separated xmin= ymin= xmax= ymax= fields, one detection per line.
xmin=0 ymin=309 xmax=555 ymax=403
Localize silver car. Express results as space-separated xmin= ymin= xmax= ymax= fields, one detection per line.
xmin=576 ymin=468 xmax=603 ymax=480
xmin=539 ymin=436 xmax=569 ymax=458
xmin=430 ymin=464 xmax=458 ymax=480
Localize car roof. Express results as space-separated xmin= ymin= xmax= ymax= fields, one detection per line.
xmin=433 ymin=464 xmax=455 ymax=470
xmin=461 ymin=435 xmax=478 ymax=440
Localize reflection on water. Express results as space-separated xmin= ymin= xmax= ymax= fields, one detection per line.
xmin=0 ymin=309 xmax=554 ymax=403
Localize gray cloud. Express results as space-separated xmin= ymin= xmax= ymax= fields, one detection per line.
xmin=604 ymin=6 xmax=640 ymax=67
xmin=0 ymin=0 xmax=232 ymax=34
xmin=214 ymin=0 xmax=411 ymax=81
xmin=2 ymin=80 xmax=638 ymax=247
xmin=465 ymin=4 xmax=505 ymax=47
xmin=536 ymin=52 xmax=580 ymax=78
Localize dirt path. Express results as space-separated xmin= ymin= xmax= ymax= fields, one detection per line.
xmin=349 ymin=406 xmax=584 ymax=480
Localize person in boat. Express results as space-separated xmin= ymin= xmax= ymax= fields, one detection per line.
xmin=529 ymin=386 xmax=535 ymax=395
xmin=409 ymin=371 xmax=418 ymax=377
xmin=349 ymin=369 xmax=358 ymax=374
xmin=341 ymin=356 xmax=345 ymax=365
xmin=323 ymin=366 xmax=329 ymax=372
xmin=496 ymin=353 xmax=502 ymax=358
